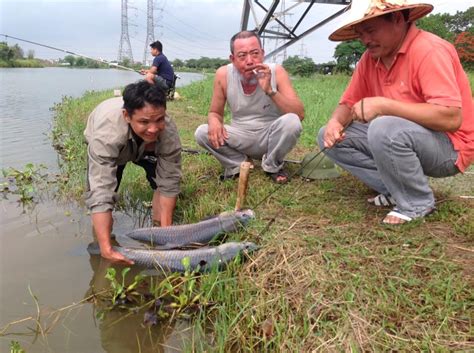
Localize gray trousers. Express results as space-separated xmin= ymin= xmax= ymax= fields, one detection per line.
xmin=317 ymin=116 xmax=459 ymax=218
xmin=195 ymin=113 xmax=302 ymax=177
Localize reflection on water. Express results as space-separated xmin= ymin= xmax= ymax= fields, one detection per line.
xmin=0 ymin=68 xmax=204 ymax=352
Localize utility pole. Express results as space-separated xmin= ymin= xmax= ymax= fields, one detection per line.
xmin=143 ymin=0 xmax=154 ymax=65
xmin=118 ymin=0 xmax=134 ymax=63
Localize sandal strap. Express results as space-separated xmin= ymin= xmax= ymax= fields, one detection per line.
xmin=369 ymin=194 xmax=396 ymax=206
xmin=385 ymin=210 xmax=412 ymax=222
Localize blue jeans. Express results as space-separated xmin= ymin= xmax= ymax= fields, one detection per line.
xmin=317 ymin=116 xmax=459 ymax=218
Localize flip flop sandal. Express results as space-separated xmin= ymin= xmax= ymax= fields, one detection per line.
xmin=368 ymin=194 xmax=396 ymax=207
xmin=266 ymin=169 xmax=289 ymax=184
xmin=382 ymin=210 xmax=413 ymax=225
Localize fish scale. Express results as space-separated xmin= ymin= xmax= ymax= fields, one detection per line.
xmin=126 ymin=209 xmax=255 ymax=246
xmin=87 ymin=241 xmax=259 ymax=272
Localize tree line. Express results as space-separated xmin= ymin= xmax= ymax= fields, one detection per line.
xmin=0 ymin=42 xmax=43 ymax=67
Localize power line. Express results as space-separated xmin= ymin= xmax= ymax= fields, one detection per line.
xmin=161 ymin=7 xmax=228 ymax=42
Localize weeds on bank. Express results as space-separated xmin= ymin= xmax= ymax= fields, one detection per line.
xmin=93 ymin=258 xmax=232 ymax=327
xmin=1 ymin=163 xmax=49 ymax=205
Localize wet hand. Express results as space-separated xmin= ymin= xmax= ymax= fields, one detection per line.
xmin=101 ymin=248 xmax=134 ymax=265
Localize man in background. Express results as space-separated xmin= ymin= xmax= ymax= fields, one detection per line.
xmin=141 ymin=40 xmax=175 ymax=92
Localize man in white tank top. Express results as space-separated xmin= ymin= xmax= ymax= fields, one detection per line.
xmin=195 ymin=31 xmax=304 ymax=183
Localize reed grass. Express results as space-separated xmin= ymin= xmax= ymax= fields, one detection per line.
xmin=50 ymin=73 xmax=473 ymax=352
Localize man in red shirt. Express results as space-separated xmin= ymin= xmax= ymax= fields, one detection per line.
xmin=318 ymin=0 xmax=473 ymax=225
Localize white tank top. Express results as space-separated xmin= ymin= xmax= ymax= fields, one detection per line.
xmin=226 ymin=63 xmax=281 ymax=130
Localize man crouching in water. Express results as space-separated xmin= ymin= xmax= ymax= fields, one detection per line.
xmin=84 ymin=81 xmax=182 ymax=264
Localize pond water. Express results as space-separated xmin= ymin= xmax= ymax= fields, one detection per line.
xmin=0 ymin=68 xmax=203 ymax=352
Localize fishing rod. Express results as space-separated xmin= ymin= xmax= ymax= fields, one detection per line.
xmin=1 ymin=34 xmax=140 ymax=73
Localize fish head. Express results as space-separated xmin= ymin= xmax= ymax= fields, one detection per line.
xmin=234 ymin=209 xmax=255 ymax=225
xmin=239 ymin=241 xmax=259 ymax=253
xmin=219 ymin=241 xmax=259 ymax=258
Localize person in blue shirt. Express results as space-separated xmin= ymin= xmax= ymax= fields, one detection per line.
xmin=140 ymin=40 xmax=175 ymax=91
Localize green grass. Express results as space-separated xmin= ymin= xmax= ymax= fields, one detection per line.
xmin=51 ymin=73 xmax=473 ymax=351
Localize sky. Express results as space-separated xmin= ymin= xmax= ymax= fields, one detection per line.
xmin=0 ymin=0 xmax=472 ymax=65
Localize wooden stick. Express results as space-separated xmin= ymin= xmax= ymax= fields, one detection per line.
xmin=235 ymin=161 xmax=252 ymax=210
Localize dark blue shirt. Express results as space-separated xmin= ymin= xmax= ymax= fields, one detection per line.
xmin=152 ymin=53 xmax=174 ymax=83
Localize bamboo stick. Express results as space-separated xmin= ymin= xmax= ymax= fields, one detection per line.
xmin=235 ymin=161 xmax=252 ymax=210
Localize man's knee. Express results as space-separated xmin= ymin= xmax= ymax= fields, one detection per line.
xmin=194 ymin=124 xmax=209 ymax=146
xmin=367 ymin=116 xmax=410 ymax=149
xmin=278 ymin=113 xmax=302 ymax=136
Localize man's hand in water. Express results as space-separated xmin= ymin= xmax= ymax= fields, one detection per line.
xmin=101 ymin=246 xmax=134 ymax=265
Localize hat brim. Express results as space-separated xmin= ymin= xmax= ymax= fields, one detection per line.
xmin=329 ymin=4 xmax=433 ymax=41
xmin=301 ymin=168 xmax=341 ymax=180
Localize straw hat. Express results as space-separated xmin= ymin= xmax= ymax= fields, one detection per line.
xmin=329 ymin=0 xmax=433 ymax=41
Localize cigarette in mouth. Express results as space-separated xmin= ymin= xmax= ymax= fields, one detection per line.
xmin=252 ymin=69 xmax=258 ymax=75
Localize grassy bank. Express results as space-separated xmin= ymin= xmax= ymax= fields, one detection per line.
xmin=52 ymin=74 xmax=473 ymax=351
xmin=0 ymin=58 xmax=46 ymax=68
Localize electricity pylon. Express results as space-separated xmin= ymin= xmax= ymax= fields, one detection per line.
xmin=118 ymin=0 xmax=134 ymax=63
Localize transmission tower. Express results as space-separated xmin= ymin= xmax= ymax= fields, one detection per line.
xmin=271 ymin=0 xmax=290 ymax=63
xmin=143 ymin=0 xmax=155 ymax=65
xmin=299 ymin=40 xmax=307 ymax=58
xmin=118 ymin=0 xmax=134 ymax=63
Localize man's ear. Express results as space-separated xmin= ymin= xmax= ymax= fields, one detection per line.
xmin=229 ymin=54 xmax=234 ymax=63
xmin=123 ymin=109 xmax=131 ymax=123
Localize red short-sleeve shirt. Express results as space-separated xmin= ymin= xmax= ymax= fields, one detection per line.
xmin=340 ymin=24 xmax=474 ymax=172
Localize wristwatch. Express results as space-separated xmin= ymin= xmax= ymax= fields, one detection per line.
xmin=266 ymin=89 xmax=277 ymax=97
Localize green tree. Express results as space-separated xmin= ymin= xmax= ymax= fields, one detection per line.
xmin=448 ymin=7 xmax=473 ymax=34
xmin=10 ymin=44 xmax=24 ymax=60
xmin=333 ymin=40 xmax=365 ymax=73
xmin=27 ymin=49 xmax=35 ymax=60
xmin=282 ymin=56 xmax=316 ymax=77
xmin=185 ymin=58 xmax=198 ymax=68
xmin=417 ymin=13 xmax=454 ymax=41
xmin=63 ymin=55 xmax=75 ymax=66
xmin=172 ymin=58 xmax=184 ymax=68
xmin=75 ymin=57 xmax=86 ymax=67
xmin=0 ymin=42 xmax=14 ymax=61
